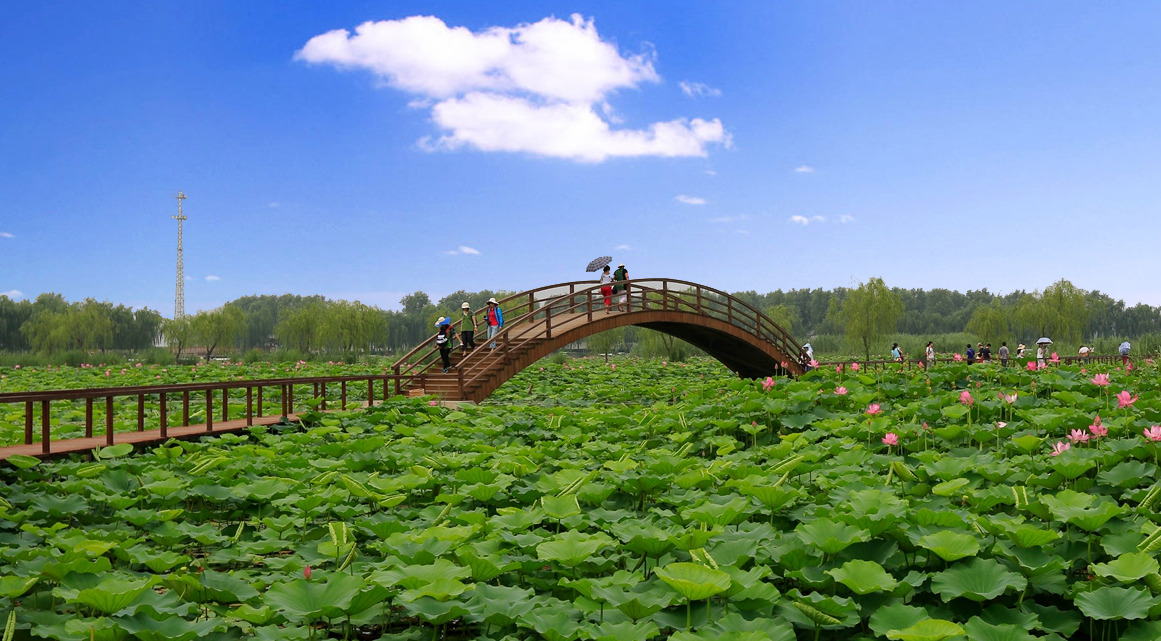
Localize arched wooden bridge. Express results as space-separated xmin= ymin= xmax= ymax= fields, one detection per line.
xmin=392 ymin=278 xmax=804 ymax=402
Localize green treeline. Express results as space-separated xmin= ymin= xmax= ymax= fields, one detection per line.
xmin=2 ymin=278 xmax=1157 ymax=360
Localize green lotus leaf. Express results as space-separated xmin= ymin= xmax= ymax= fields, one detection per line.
xmin=264 ymin=573 xmax=364 ymax=621
xmin=941 ymin=405 xmax=970 ymax=420
xmin=1098 ymin=460 xmax=1153 ymax=489
xmin=868 ymin=602 xmax=929 ymax=638
xmin=779 ymin=589 xmax=860 ymax=630
xmin=795 ymin=518 xmax=870 ymax=555
xmin=932 ymin=478 xmax=970 ymax=497
xmin=399 ymin=577 xmax=470 ymax=602
xmin=75 ymin=577 xmax=155 ymax=614
xmin=1092 ymin=552 xmax=1160 ymax=583
xmin=591 ymin=620 xmax=659 ymax=641
xmin=1011 ymin=435 xmax=1042 ymax=453
xmin=930 ymin=558 xmax=1027 ymax=602
xmin=826 ymin=559 xmax=897 ymax=594
xmin=541 ymin=494 xmax=581 ymax=520
xmin=961 ymin=616 xmax=1036 ymax=641
xmin=520 ymin=606 xmax=586 ymax=641
xmin=97 ymin=443 xmax=134 ymax=459
xmin=918 ymin=530 xmax=980 ymax=562
xmin=464 ymin=583 xmax=537 ymax=627
xmin=886 ymin=619 xmax=965 ymax=641
xmin=536 ymin=530 xmax=612 ymax=567
xmin=229 ymin=604 xmax=278 ymax=625
xmin=7 ymin=454 xmax=41 ymax=469
xmin=0 ymin=575 xmax=39 ymax=598
xmin=114 ymin=611 xmax=221 ymax=641
xmin=1067 ymin=501 xmax=1125 ymax=531
xmin=400 ymin=596 xmax=472 ymax=626
xmin=1122 ymin=620 xmax=1161 ymax=641
xmin=1074 ymin=586 xmax=1156 ymax=620
xmin=1003 ymin=525 xmax=1061 ymax=548
xmin=654 ymin=562 xmax=733 ymax=601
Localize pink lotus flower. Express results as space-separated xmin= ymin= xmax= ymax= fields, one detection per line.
xmin=809 ymin=359 xmax=820 ymax=369
xmin=762 ymin=377 xmax=775 ymax=391
xmin=850 ymin=363 xmax=860 ymax=371
xmin=610 ymin=363 xmax=616 ymax=370
xmin=996 ymin=421 xmax=1007 ymax=430
xmin=1145 ymin=426 xmax=1161 ymax=442
xmin=1091 ymin=373 xmax=1111 ymax=386
xmin=1117 ymin=390 xmax=1138 ymax=409
xmin=835 ymin=364 xmax=843 ymax=373
xmin=834 ymin=386 xmax=848 ymax=395
xmin=303 ymin=565 xmax=312 ymax=580
xmin=922 ymin=421 xmax=930 ymax=432
xmin=105 ymin=370 xmax=111 ymax=377
xmin=959 ymin=390 xmax=974 ymax=406
xmin=1026 ymin=361 xmax=1038 ymax=372
xmin=1001 ymin=392 xmax=1018 ymax=404
xmin=1050 ymin=352 xmax=1060 ymax=364
xmin=429 ymin=400 xmax=438 ymax=407
xmin=12 ymin=365 xmax=19 ymax=370
xmin=1038 ymin=362 xmax=1049 ymax=370
xmin=882 ymin=432 xmax=898 ymax=446
xmin=1067 ymin=429 xmax=1090 ymax=444
xmin=953 ymin=353 xmax=963 ymax=362
xmin=1089 ymin=417 xmax=1107 ymax=438
xmin=1050 ymin=441 xmax=1071 ymax=456
xmin=781 ymin=361 xmax=789 ymax=369
xmin=1127 ymin=362 xmax=1135 ymax=372
xmin=866 ymin=403 xmax=882 ymax=416
xmin=135 ymin=362 xmax=142 ymax=368
xmin=918 ymin=360 xmax=925 ymax=368
xmin=1148 ymin=358 xmax=1155 ymax=366
xmin=120 ymin=369 xmax=126 ymax=375
xmin=155 ymin=375 xmax=161 ymax=379
xmin=662 ymin=361 xmax=668 ymax=366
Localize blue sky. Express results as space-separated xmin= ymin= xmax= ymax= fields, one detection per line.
xmin=2 ymin=2 xmax=1159 ymax=315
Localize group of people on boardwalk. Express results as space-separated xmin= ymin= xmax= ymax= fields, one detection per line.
xmin=433 ymin=298 xmax=504 ymax=373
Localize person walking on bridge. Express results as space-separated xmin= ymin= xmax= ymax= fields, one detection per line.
xmin=613 ymin=263 xmax=629 ymax=312
xmin=459 ymin=302 xmax=477 ymax=355
xmin=434 ymin=317 xmax=456 ymax=373
xmin=485 ymin=298 xmax=504 ymax=349
xmin=599 ymin=265 xmax=615 ymax=313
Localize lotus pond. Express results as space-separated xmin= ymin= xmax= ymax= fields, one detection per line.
xmin=4 ymin=357 xmax=1161 ymax=640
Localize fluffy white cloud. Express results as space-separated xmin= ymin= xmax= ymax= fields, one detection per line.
xmin=1 ymin=290 xmax=21 ymax=298
xmin=840 ymin=215 xmax=855 ymax=224
xmin=788 ymin=215 xmax=810 ymax=225
xmin=205 ymin=275 xmax=221 ymax=281
xmin=298 ymin=14 xmax=728 ymax=162
xmin=615 ymin=244 xmax=633 ymax=250
xmin=794 ymin=165 xmax=815 ymax=173
xmin=446 ymin=246 xmax=481 ymax=256
xmin=675 ymin=194 xmax=708 ymax=205
xmin=679 ymin=81 xmax=721 ymax=98
xmin=0 ymin=232 xmax=13 ymax=238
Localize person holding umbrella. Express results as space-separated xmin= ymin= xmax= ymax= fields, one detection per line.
xmin=598 ymin=265 xmax=615 ymax=313
xmin=1120 ymin=341 xmax=1131 ymax=366
xmin=1036 ymin=338 xmax=1051 ymax=367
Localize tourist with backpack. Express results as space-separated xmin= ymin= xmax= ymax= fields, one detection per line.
xmin=966 ymin=344 xmax=976 ymax=365
xmin=613 ymin=263 xmax=629 ymax=311
xmin=434 ymin=317 xmax=456 ymax=373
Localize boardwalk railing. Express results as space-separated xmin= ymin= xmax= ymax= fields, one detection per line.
xmin=392 ymin=278 xmax=802 ymax=398
xmin=816 ymin=354 xmax=1132 ymax=372
xmin=0 ymin=374 xmax=407 ymax=455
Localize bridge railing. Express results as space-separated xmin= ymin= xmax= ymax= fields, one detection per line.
xmin=0 ymin=374 xmax=407 ymax=455
xmin=441 ymin=278 xmax=802 ymax=395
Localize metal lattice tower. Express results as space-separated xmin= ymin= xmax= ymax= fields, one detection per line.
xmin=172 ymin=191 xmax=188 ymax=319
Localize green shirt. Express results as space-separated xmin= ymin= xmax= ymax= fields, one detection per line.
xmin=612 ymin=267 xmax=628 ymax=292
xmin=461 ymin=311 xmax=476 ymax=332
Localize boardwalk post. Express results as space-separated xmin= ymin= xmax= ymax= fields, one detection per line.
xmin=182 ymin=391 xmax=190 ymax=427
xmin=280 ymin=385 xmax=287 ymax=418
xmin=85 ymin=397 xmax=93 ymax=438
xmin=206 ymin=390 xmax=213 ymax=432
xmin=105 ymin=396 xmax=114 ymax=446
xmin=245 ymin=387 xmax=253 ymax=427
xmin=367 ymin=379 xmax=374 ymax=406
xmin=137 ymin=395 xmax=145 ymax=432
xmin=288 ymin=385 xmax=294 ymax=416
xmin=382 ymin=378 xmax=388 ymax=403
xmin=24 ymin=401 xmax=32 ymax=445
xmin=257 ymin=386 xmax=263 ymax=417
xmin=320 ymin=382 xmax=326 ymax=410
xmin=341 ymin=381 xmax=346 ymax=410
xmin=222 ymin=388 xmax=229 ymax=422
xmin=159 ymin=393 xmax=168 ymax=438
xmin=40 ymin=400 xmax=50 ymax=454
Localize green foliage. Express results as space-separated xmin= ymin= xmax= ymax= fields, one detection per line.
xmin=829 ymin=277 xmax=905 ymax=361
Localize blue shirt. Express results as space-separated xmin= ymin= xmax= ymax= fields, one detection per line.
xmin=966 ymin=348 xmax=975 ymax=361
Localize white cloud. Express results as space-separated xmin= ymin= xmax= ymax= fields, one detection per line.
xmin=615 ymin=244 xmax=633 ymax=250
xmin=298 ymin=14 xmax=729 ymax=162
xmin=679 ymin=81 xmax=721 ymax=98
xmin=794 ymin=165 xmax=815 ymax=173
xmin=446 ymin=246 xmax=481 ymax=256
xmin=811 ymin=215 xmax=826 ymax=223
xmin=840 ymin=215 xmax=855 ymax=224
xmin=788 ymin=215 xmax=810 ymax=226
xmin=205 ymin=275 xmax=221 ymax=281
xmin=0 ymin=232 xmax=13 ymax=238
xmin=184 ymin=275 xmax=193 ymax=281
xmin=676 ymin=194 xmax=708 ymax=205
xmin=1 ymin=290 xmax=22 ymax=298
xmin=709 ymin=214 xmax=748 ymax=224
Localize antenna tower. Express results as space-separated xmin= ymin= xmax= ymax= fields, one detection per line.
xmin=172 ymin=191 xmax=188 ymax=319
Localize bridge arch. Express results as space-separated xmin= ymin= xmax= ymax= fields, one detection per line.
xmin=392 ymin=278 xmax=804 ymax=402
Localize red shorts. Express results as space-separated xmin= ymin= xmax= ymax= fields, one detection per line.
xmin=601 ymin=286 xmax=613 ymax=305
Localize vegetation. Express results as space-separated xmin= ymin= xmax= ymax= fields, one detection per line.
xmin=4 ymin=357 xmax=1161 ymax=639
xmin=828 ymin=277 xmax=904 ymax=362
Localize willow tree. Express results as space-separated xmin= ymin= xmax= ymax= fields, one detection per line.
xmin=191 ymin=305 xmax=246 ymax=359
xmin=830 ymin=277 xmax=904 ymax=362
xmin=1015 ymin=279 xmax=1088 ymax=344
xmin=965 ymin=301 xmax=1010 ymax=345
